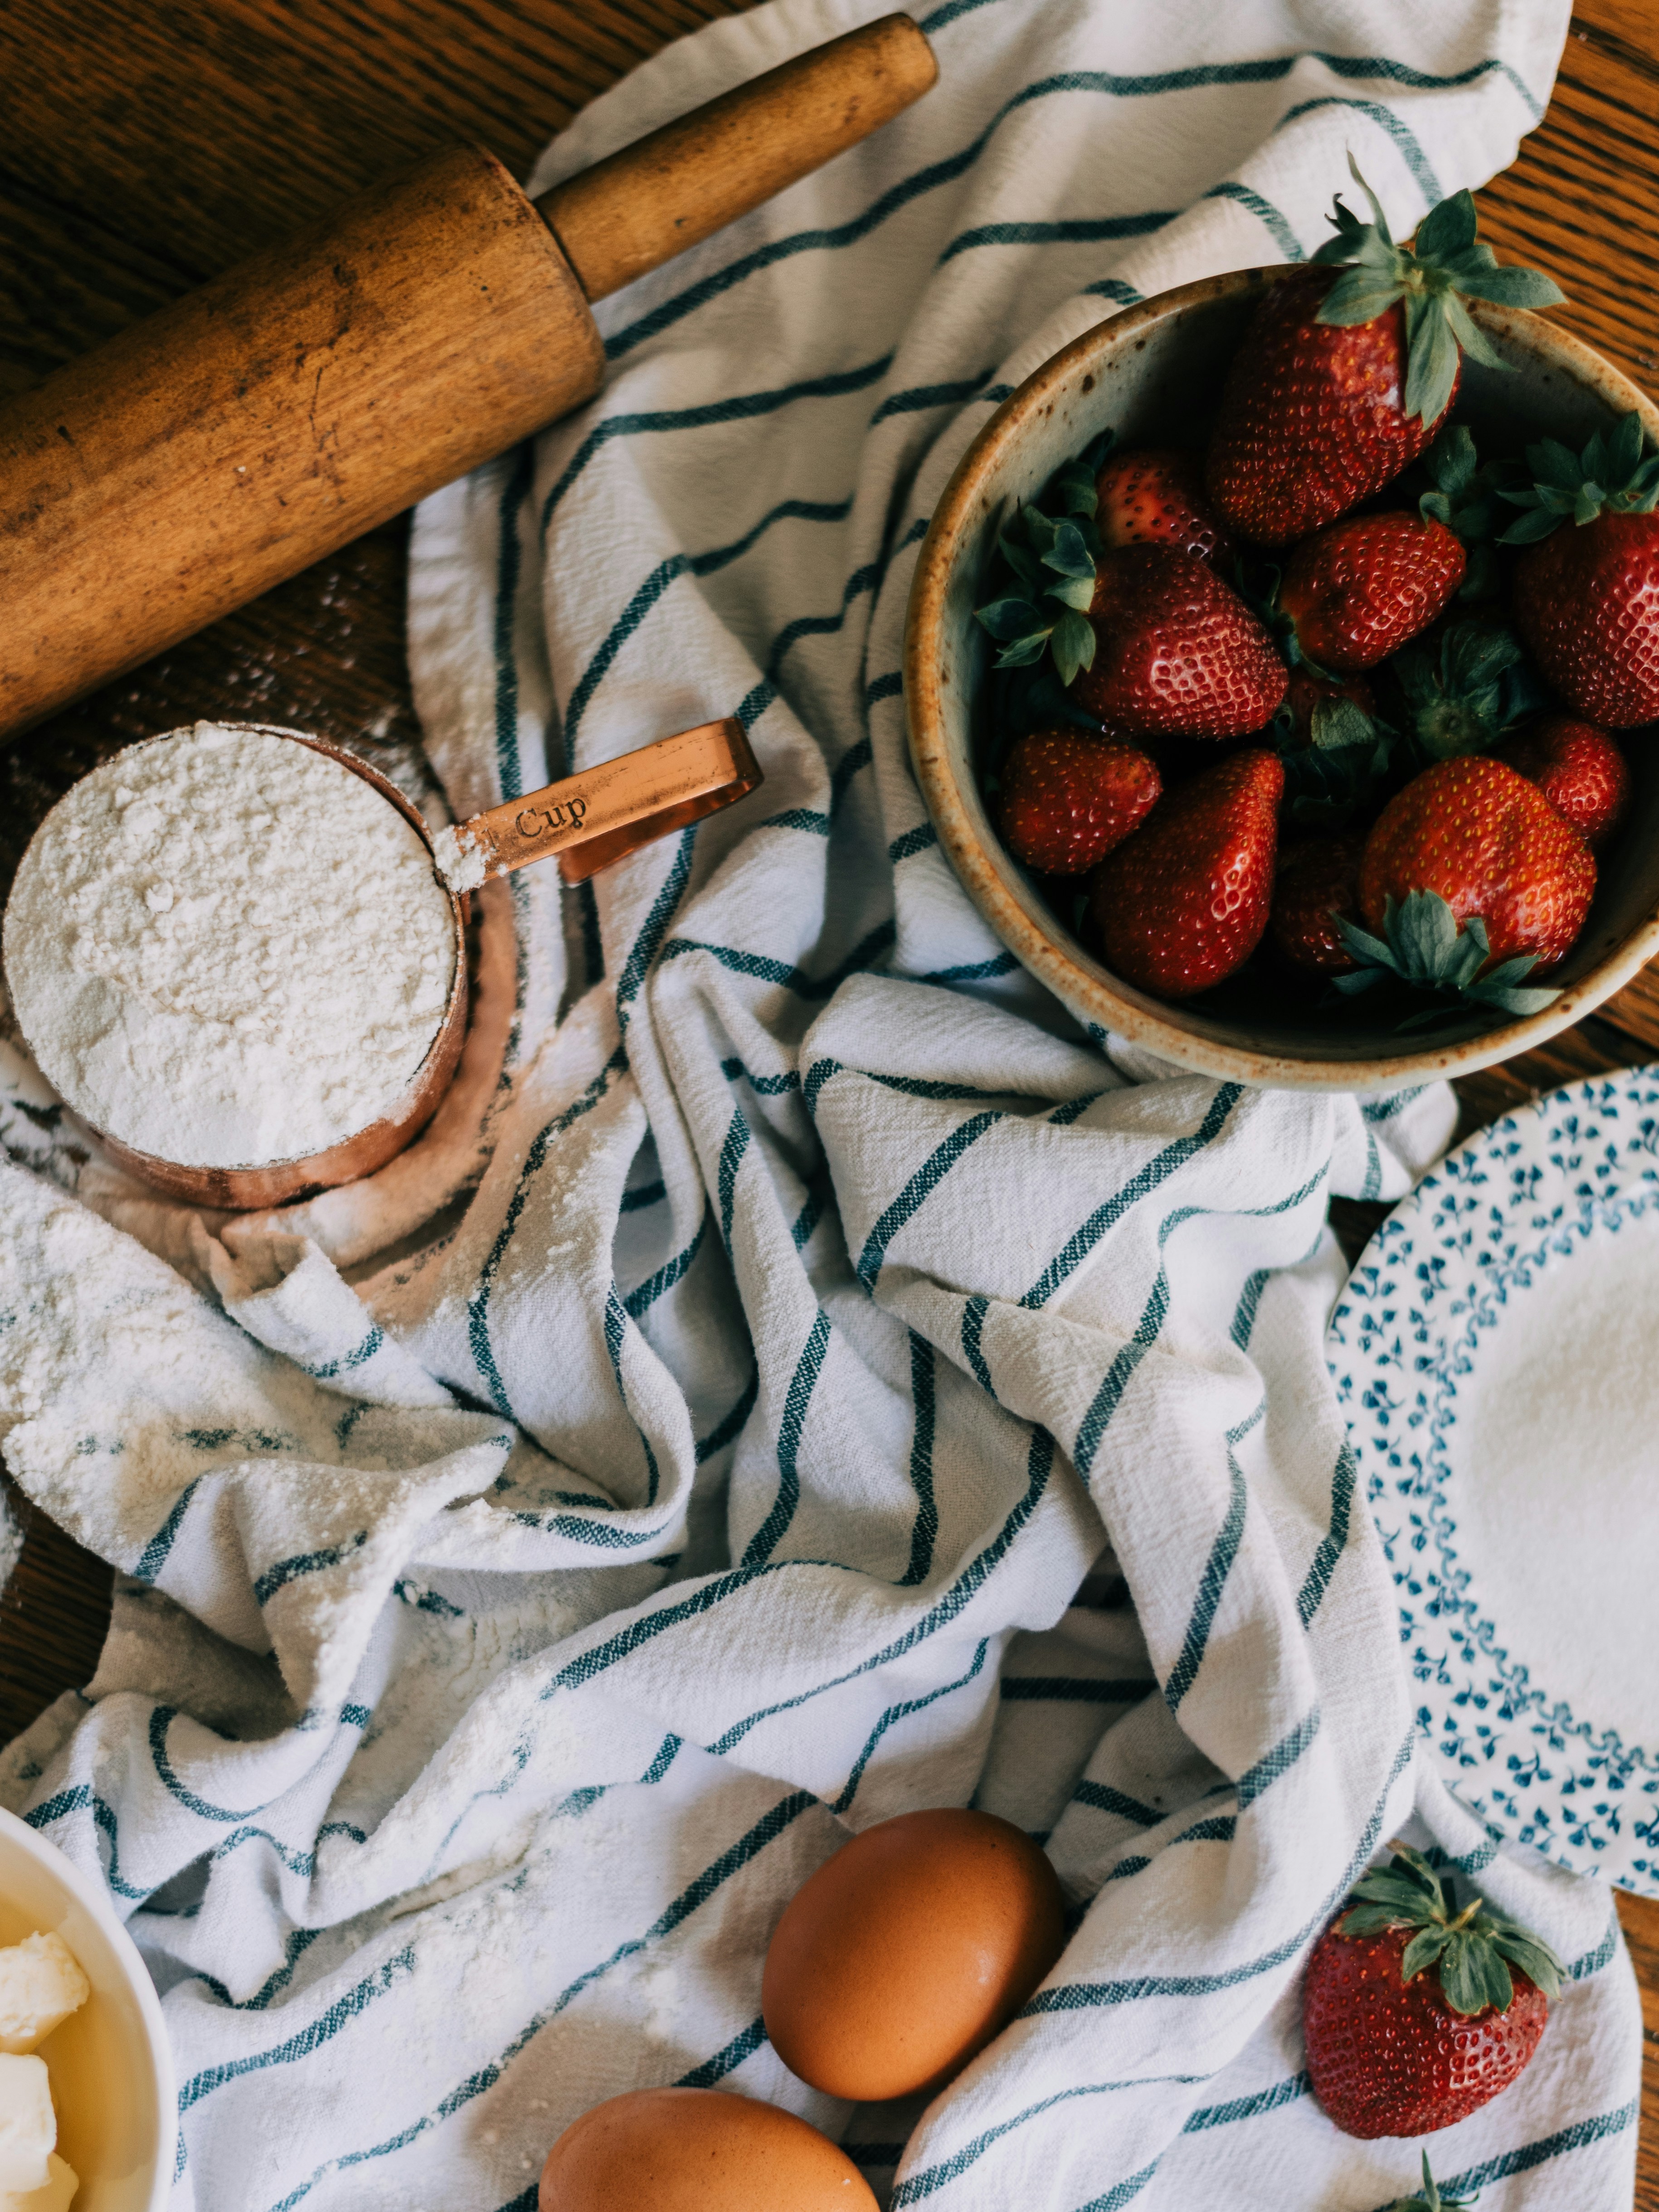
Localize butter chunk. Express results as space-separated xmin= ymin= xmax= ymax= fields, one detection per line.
xmin=0 ymin=1938 xmax=89 ymax=2057
xmin=0 ymin=2152 xmax=77 ymax=2211
xmin=0 ymin=2056 xmax=54 ymax=2193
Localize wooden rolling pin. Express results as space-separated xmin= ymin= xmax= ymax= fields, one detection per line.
xmin=0 ymin=15 xmax=936 ymax=739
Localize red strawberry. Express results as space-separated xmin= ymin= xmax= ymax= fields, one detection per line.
xmin=1280 ymin=513 xmax=1465 ymax=671
xmin=1303 ymin=1841 xmax=1561 ymax=2139
xmin=1498 ymin=715 xmax=1629 ymax=852
xmin=1206 ymin=166 xmax=1562 ymax=545
xmin=1514 ymin=513 xmax=1659 ymax=725
xmin=1088 ymin=749 xmax=1281 ymax=997
xmin=1270 ymin=836 xmax=1364 ymax=975
xmin=1307 ymin=1922 xmax=1550 ymax=2139
xmin=1074 ymin=546 xmax=1286 ymax=737
xmin=1361 ymin=756 xmax=1595 ymax=974
xmin=997 ymin=727 xmax=1160 ymax=875
xmin=1206 ymin=272 xmax=1453 ymax=546
xmin=1503 ymin=414 xmax=1659 ymax=724
xmin=1282 ymin=668 xmax=1375 ymax=745
xmin=1095 ymin=448 xmax=1234 ymax=566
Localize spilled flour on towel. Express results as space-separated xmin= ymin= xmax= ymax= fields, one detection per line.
xmin=3 ymin=722 xmax=456 ymax=1169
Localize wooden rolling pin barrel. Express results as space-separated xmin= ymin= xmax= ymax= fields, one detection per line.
xmin=0 ymin=15 xmax=937 ymax=739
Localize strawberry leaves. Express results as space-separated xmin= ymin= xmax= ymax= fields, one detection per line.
xmin=1333 ymin=1843 xmax=1564 ymax=2014
xmin=1338 ymin=1840 xmax=1463 ymax=1933
xmin=1497 ymin=408 xmax=1659 ymax=543
xmin=976 ymin=434 xmax=1114 ymax=687
xmin=1386 ymin=2153 xmax=1478 ymax=2212
xmin=1395 ymin=619 xmax=1534 ymax=761
xmin=1310 ymin=695 xmax=1383 ymax=755
xmin=1311 ymin=156 xmax=1566 ymax=425
xmin=1418 ymin=425 xmax=1511 ymax=598
xmin=1333 ymin=891 xmax=1561 ymax=1023
xmin=1279 ymin=692 xmax=1394 ymax=829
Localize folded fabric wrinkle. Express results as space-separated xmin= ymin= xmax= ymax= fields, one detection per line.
xmin=0 ymin=2 xmax=1637 ymax=2210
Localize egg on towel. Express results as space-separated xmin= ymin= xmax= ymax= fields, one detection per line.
xmin=538 ymin=2086 xmax=877 ymax=2210
xmin=762 ymin=1808 xmax=1066 ymax=2102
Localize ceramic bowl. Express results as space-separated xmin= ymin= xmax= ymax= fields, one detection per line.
xmin=903 ymin=270 xmax=1659 ymax=1093
xmin=0 ymin=1804 xmax=173 ymax=2209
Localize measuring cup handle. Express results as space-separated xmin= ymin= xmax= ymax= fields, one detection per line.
xmin=440 ymin=716 xmax=763 ymax=888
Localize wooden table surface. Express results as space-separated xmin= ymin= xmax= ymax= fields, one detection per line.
xmin=2 ymin=0 xmax=1656 ymax=2195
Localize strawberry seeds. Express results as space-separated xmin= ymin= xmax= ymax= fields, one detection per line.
xmin=973 ymin=161 xmax=1650 ymax=1027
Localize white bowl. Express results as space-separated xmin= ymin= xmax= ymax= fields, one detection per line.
xmin=0 ymin=1807 xmax=172 ymax=2210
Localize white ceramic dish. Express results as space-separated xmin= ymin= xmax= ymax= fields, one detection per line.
xmin=1328 ymin=1067 xmax=1659 ymax=1895
xmin=0 ymin=1805 xmax=172 ymax=2208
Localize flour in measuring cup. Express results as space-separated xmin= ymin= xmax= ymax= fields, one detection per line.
xmin=2 ymin=723 xmax=457 ymax=1169
xmin=431 ymin=822 xmax=489 ymax=895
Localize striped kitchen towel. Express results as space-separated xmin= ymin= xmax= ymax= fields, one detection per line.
xmin=0 ymin=0 xmax=1640 ymax=2207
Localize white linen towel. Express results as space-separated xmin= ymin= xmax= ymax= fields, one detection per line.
xmin=0 ymin=1 xmax=1640 ymax=2207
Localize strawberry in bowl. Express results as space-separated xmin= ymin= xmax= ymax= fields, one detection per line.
xmin=996 ymin=727 xmax=1160 ymax=875
xmin=1089 ymin=750 xmax=1282 ymax=999
xmin=1498 ymin=715 xmax=1630 ymax=851
xmin=907 ymin=154 xmax=1659 ymax=1089
xmin=1074 ymin=547 xmax=1286 ymax=735
xmin=1276 ymin=512 xmax=1465 ymax=673
xmin=1331 ymin=756 xmax=1596 ymax=1025
xmin=1094 ymin=446 xmax=1233 ymax=565
xmin=1206 ymin=158 xmax=1563 ymax=544
xmin=1502 ymin=411 xmax=1659 ymax=725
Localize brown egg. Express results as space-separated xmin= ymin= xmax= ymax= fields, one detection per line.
xmin=538 ymin=2087 xmax=877 ymax=2212
xmin=761 ymin=1808 xmax=1066 ymax=2102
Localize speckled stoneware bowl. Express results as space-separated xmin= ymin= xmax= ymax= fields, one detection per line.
xmin=904 ymin=270 xmax=1659 ymax=1093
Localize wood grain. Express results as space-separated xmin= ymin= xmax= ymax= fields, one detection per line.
xmin=0 ymin=0 xmax=1656 ymax=2196
xmin=0 ymin=13 xmax=940 ymax=736
xmin=0 ymin=147 xmax=604 ymax=734
xmin=538 ymin=11 xmax=937 ymax=296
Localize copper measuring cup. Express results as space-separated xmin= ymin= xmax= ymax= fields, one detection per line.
xmin=69 ymin=717 xmax=761 ymax=1210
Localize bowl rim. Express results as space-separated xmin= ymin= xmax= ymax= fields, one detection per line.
xmin=903 ymin=268 xmax=1659 ymax=1094
xmin=0 ymin=1801 xmax=174 ymax=2211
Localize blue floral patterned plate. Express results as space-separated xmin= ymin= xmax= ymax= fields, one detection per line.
xmin=1328 ymin=1068 xmax=1659 ymax=1896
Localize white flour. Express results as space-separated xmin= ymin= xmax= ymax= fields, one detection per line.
xmin=430 ymin=824 xmax=489 ymax=895
xmin=2 ymin=723 xmax=457 ymax=1168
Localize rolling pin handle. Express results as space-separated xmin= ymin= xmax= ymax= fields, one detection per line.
xmin=535 ymin=13 xmax=938 ymax=302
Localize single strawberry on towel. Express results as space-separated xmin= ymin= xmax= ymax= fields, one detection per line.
xmin=1088 ymin=749 xmax=1282 ymax=997
xmin=1304 ymin=1841 xmax=1562 ymax=2138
